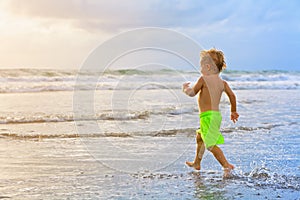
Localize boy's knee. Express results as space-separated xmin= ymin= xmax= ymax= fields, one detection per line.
xmin=207 ymin=145 xmax=216 ymax=151
xmin=196 ymin=134 xmax=203 ymax=143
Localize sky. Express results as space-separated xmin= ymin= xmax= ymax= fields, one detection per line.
xmin=0 ymin=0 xmax=300 ymax=71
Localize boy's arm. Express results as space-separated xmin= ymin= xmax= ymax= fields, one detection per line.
xmin=182 ymin=77 xmax=204 ymax=97
xmin=224 ymin=81 xmax=239 ymax=123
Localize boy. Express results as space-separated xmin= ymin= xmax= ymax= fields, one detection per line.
xmin=182 ymin=48 xmax=239 ymax=177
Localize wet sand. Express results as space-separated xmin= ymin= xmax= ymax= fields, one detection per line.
xmin=0 ymin=89 xmax=299 ymax=199
xmin=0 ymin=132 xmax=299 ymax=199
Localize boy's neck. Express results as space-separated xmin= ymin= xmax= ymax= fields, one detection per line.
xmin=203 ymin=72 xmax=220 ymax=76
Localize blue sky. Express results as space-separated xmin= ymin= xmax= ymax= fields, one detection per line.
xmin=0 ymin=0 xmax=299 ymax=71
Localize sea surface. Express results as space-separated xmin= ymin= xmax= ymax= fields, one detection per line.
xmin=0 ymin=68 xmax=299 ymax=199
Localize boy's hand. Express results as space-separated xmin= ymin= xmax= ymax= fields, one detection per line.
xmin=231 ymin=112 xmax=239 ymax=123
xmin=182 ymin=82 xmax=190 ymax=93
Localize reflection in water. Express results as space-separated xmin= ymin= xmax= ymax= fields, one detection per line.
xmin=190 ymin=171 xmax=228 ymax=200
xmin=0 ymin=89 xmax=299 ymax=199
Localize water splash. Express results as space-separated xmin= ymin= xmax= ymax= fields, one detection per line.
xmin=231 ymin=162 xmax=300 ymax=191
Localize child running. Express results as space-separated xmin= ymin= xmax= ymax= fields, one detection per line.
xmin=182 ymin=48 xmax=239 ymax=177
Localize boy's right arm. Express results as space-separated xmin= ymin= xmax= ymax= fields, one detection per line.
xmin=182 ymin=77 xmax=204 ymax=97
xmin=224 ymin=81 xmax=239 ymax=123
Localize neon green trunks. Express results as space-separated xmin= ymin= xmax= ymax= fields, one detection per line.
xmin=196 ymin=111 xmax=224 ymax=148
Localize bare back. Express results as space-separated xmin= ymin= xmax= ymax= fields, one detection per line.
xmin=198 ymin=75 xmax=224 ymax=113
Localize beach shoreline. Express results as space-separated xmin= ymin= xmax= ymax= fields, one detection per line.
xmin=0 ymin=69 xmax=299 ymax=199
xmin=0 ymin=129 xmax=299 ymax=199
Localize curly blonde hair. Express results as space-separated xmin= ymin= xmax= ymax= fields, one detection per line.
xmin=200 ymin=48 xmax=227 ymax=72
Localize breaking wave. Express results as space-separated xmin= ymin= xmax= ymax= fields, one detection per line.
xmin=0 ymin=69 xmax=299 ymax=93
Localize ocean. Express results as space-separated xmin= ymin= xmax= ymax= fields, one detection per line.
xmin=0 ymin=68 xmax=299 ymax=199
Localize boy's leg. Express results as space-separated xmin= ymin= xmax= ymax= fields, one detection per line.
xmin=209 ymin=145 xmax=234 ymax=177
xmin=186 ymin=134 xmax=205 ymax=170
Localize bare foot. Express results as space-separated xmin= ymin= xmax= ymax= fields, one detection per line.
xmin=223 ymin=163 xmax=234 ymax=178
xmin=185 ymin=161 xmax=200 ymax=170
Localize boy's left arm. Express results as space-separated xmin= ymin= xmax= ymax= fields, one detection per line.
xmin=224 ymin=81 xmax=239 ymax=123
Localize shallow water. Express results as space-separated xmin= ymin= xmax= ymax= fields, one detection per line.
xmin=0 ymin=133 xmax=299 ymax=199
xmin=0 ymin=87 xmax=299 ymax=199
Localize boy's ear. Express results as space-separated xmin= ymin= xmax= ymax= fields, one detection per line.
xmin=206 ymin=64 xmax=211 ymax=70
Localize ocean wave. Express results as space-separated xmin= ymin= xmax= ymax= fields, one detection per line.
xmin=221 ymin=70 xmax=300 ymax=82
xmin=0 ymin=122 xmax=288 ymax=138
xmin=1 ymin=68 xmax=298 ymax=79
xmin=0 ymin=106 xmax=197 ymax=124
xmin=0 ymin=69 xmax=299 ymax=93
xmin=1 ymin=121 xmax=295 ymax=140
xmin=0 ymin=128 xmax=196 ymax=139
xmin=0 ymin=111 xmax=152 ymax=124
xmin=0 ymin=68 xmax=186 ymax=77
xmin=0 ymin=114 xmax=75 ymax=124
xmin=0 ymin=68 xmax=77 ymax=78
xmin=0 ymin=82 xmax=299 ymax=93
xmin=0 ymin=132 xmax=80 ymax=139
xmin=95 ymin=128 xmax=195 ymax=137
xmin=221 ymin=124 xmax=284 ymax=133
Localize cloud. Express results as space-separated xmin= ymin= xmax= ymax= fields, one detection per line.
xmin=2 ymin=0 xmax=154 ymax=32
xmin=1 ymin=0 xmax=300 ymax=70
xmin=3 ymin=0 xmax=300 ymax=33
xmin=2 ymin=0 xmax=238 ymax=33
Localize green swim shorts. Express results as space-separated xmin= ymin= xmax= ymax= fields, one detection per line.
xmin=196 ymin=111 xmax=224 ymax=148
